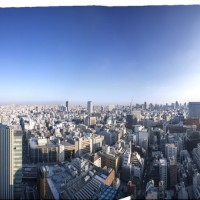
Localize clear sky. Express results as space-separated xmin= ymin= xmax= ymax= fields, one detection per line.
xmin=0 ymin=6 xmax=200 ymax=105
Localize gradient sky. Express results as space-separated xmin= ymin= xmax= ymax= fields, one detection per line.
xmin=1 ymin=6 xmax=200 ymax=105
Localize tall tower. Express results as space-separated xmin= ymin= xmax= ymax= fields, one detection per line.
xmin=66 ymin=101 xmax=69 ymax=111
xmin=0 ymin=124 xmax=23 ymax=199
xmin=87 ymin=101 xmax=93 ymax=115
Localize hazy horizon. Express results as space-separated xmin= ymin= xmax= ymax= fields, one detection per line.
xmin=0 ymin=100 xmax=189 ymax=106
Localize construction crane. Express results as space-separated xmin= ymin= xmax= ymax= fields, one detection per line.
xmin=130 ymin=96 xmax=134 ymax=114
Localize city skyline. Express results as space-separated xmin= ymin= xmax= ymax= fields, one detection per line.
xmin=1 ymin=6 xmax=200 ymax=104
xmin=0 ymin=100 xmax=189 ymax=107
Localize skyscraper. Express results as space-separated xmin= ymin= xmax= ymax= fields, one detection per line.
xmin=0 ymin=124 xmax=23 ymax=199
xmin=188 ymin=102 xmax=200 ymax=118
xmin=175 ymin=101 xmax=179 ymax=109
xmin=143 ymin=102 xmax=147 ymax=110
xmin=159 ymin=158 xmax=167 ymax=189
xmin=87 ymin=101 xmax=93 ymax=115
xmin=66 ymin=101 xmax=69 ymax=111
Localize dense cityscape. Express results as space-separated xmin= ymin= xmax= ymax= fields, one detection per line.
xmin=1 ymin=4 xmax=200 ymax=200
xmin=1 ymin=101 xmax=200 ymax=199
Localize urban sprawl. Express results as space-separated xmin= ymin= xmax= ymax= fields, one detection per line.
xmin=1 ymin=101 xmax=200 ymax=200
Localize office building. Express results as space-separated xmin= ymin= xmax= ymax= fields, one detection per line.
xmin=175 ymin=101 xmax=179 ymax=109
xmin=143 ymin=102 xmax=147 ymax=110
xmin=165 ymin=143 xmax=177 ymax=161
xmin=87 ymin=101 xmax=93 ymax=115
xmin=136 ymin=130 xmax=149 ymax=151
xmin=149 ymin=159 xmax=160 ymax=187
xmin=126 ymin=114 xmax=137 ymax=130
xmin=132 ymin=152 xmax=144 ymax=180
xmin=98 ymin=146 xmax=120 ymax=174
xmin=168 ymin=157 xmax=177 ymax=188
xmin=188 ymin=102 xmax=200 ymax=118
xmin=159 ymin=158 xmax=167 ymax=189
xmin=100 ymin=129 xmax=117 ymax=146
xmin=74 ymin=134 xmax=104 ymax=157
xmin=29 ymin=137 xmax=77 ymax=163
xmin=29 ymin=137 xmax=59 ymax=163
xmin=85 ymin=116 xmax=96 ymax=126
xmin=0 ymin=124 xmax=23 ymax=199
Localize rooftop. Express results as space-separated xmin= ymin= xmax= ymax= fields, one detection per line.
xmin=40 ymin=159 xmax=113 ymax=200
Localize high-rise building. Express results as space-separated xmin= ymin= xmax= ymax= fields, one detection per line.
xmin=168 ymin=157 xmax=177 ymax=188
xmin=149 ymin=159 xmax=160 ymax=187
xmin=158 ymin=181 xmax=165 ymax=199
xmin=148 ymin=103 xmax=154 ymax=111
xmin=0 ymin=124 xmax=23 ymax=199
xmin=165 ymin=143 xmax=177 ymax=161
xmin=137 ymin=130 xmax=149 ymax=147
xmin=159 ymin=158 xmax=167 ymax=189
xmin=188 ymin=102 xmax=200 ymax=118
xmin=143 ymin=102 xmax=147 ymax=110
xmin=87 ymin=101 xmax=93 ymax=115
xmin=175 ymin=101 xmax=179 ymax=109
xmin=66 ymin=101 xmax=69 ymax=111
xmin=126 ymin=114 xmax=137 ymax=130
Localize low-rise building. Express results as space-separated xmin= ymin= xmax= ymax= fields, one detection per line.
xmin=98 ymin=146 xmax=120 ymax=174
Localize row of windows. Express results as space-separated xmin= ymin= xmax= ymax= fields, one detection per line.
xmin=14 ymin=153 xmax=22 ymax=156
xmin=14 ymin=155 xmax=22 ymax=158
xmin=14 ymin=139 xmax=22 ymax=142
xmin=14 ymin=163 xmax=22 ymax=167
xmin=14 ymin=143 xmax=22 ymax=146
xmin=14 ymin=146 xmax=22 ymax=149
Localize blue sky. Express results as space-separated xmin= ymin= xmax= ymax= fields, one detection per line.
xmin=0 ymin=6 xmax=200 ymax=105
